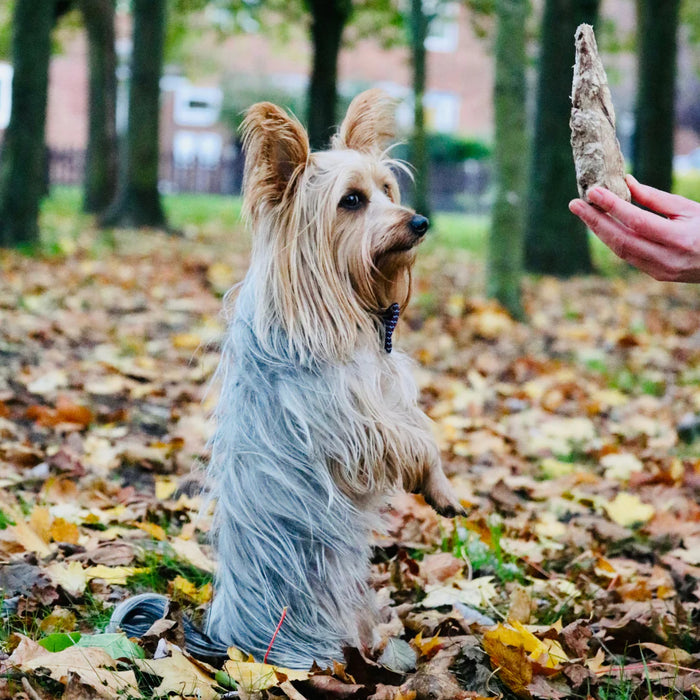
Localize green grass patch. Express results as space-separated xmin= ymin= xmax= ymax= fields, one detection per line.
xmin=673 ymin=171 xmax=700 ymax=202
xmin=164 ymin=191 xmax=243 ymax=231
xmin=34 ymin=185 xmax=645 ymax=281
xmin=126 ymin=547 xmax=213 ymax=595
xmin=423 ymin=212 xmax=489 ymax=256
xmin=442 ymin=518 xmax=523 ymax=584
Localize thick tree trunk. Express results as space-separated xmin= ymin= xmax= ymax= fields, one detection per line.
xmin=102 ymin=0 xmax=166 ymax=229
xmin=410 ymin=0 xmax=431 ymax=219
xmin=80 ymin=0 xmax=118 ymax=214
xmin=0 ymin=0 xmax=55 ymax=248
xmin=306 ymin=0 xmax=351 ymax=151
xmin=633 ymin=0 xmax=680 ymax=193
xmin=487 ymin=0 xmax=527 ymax=319
xmin=525 ymin=0 xmax=599 ymax=276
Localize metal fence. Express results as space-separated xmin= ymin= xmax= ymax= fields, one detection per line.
xmin=47 ymin=148 xmax=492 ymax=214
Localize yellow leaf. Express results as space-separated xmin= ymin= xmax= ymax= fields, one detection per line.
xmin=539 ymin=458 xmax=576 ymax=479
xmin=170 ymin=575 xmax=212 ymax=604
xmin=413 ymin=631 xmax=442 ymax=657
xmin=84 ymin=564 xmax=147 ymax=585
xmin=227 ymin=647 xmax=251 ymax=662
xmin=223 ymin=659 xmax=309 ymax=692
xmin=29 ymin=507 xmax=52 ymax=544
xmin=134 ymin=645 xmax=219 ymax=700
xmin=207 ymin=262 xmax=234 ymax=294
xmin=134 ymin=521 xmax=167 ymax=541
xmin=155 ymin=477 xmax=178 ymax=500
xmin=49 ymin=517 xmax=80 ymax=545
xmin=172 ymin=332 xmax=202 ymax=350
xmin=171 ymin=537 xmax=216 ymax=573
xmin=45 ymin=561 xmax=88 ymax=596
xmin=482 ymin=632 xmax=532 ymax=697
xmin=483 ymin=621 xmax=568 ymax=670
xmin=604 ymin=493 xmax=655 ymax=527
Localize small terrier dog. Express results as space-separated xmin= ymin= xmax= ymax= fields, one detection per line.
xmin=110 ymin=89 xmax=462 ymax=669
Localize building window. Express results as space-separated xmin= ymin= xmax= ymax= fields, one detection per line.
xmin=173 ymin=85 xmax=223 ymax=128
xmin=174 ymin=130 xmax=223 ymax=167
xmin=424 ymin=91 xmax=460 ymax=133
xmin=425 ymin=2 xmax=459 ymax=53
xmin=0 ymin=63 xmax=13 ymax=130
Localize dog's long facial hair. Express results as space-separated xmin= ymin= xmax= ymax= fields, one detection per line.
xmin=205 ymin=90 xmax=462 ymax=669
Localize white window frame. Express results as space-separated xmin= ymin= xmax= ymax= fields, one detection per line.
xmin=173 ymin=85 xmax=223 ymax=128
xmin=0 ymin=63 xmax=13 ymax=130
xmin=425 ymin=2 xmax=459 ymax=53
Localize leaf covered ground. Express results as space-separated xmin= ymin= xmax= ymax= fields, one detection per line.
xmin=1 ymin=200 xmax=700 ymax=699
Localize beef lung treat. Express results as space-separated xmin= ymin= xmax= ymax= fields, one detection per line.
xmin=570 ymin=24 xmax=631 ymax=203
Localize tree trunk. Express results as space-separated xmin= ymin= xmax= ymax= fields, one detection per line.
xmin=102 ymin=0 xmax=166 ymax=229
xmin=306 ymin=0 xmax=352 ymax=151
xmin=80 ymin=0 xmax=118 ymax=214
xmin=524 ymin=0 xmax=599 ymax=276
xmin=487 ymin=0 xmax=527 ymax=319
xmin=410 ymin=0 xmax=431 ymax=219
xmin=633 ymin=0 xmax=680 ymax=193
xmin=0 ymin=0 xmax=55 ymax=248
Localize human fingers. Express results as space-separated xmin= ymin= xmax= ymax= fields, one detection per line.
xmin=569 ymin=198 xmax=670 ymax=265
xmin=586 ymin=187 xmax=675 ymax=244
xmin=625 ymin=174 xmax=699 ymax=219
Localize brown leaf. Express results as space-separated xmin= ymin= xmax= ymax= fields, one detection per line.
xmin=559 ymin=620 xmax=592 ymax=659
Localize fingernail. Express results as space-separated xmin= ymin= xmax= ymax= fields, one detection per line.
xmin=568 ymin=199 xmax=583 ymax=214
xmin=625 ymin=173 xmax=637 ymax=185
xmin=588 ymin=188 xmax=604 ymax=204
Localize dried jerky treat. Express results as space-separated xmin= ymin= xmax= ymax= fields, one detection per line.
xmin=570 ymin=24 xmax=631 ymax=203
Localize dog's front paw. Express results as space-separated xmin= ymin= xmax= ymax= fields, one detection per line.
xmin=423 ymin=493 xmax=467 ymax=519
xmin=420 ymin=470 xmax=466 ymax=518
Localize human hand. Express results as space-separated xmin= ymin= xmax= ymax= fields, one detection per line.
xmin=568 ymin=174 xmax=700 ymax=282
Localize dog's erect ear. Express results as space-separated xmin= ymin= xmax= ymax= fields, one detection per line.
xmin=334 ymin=89 xmax=397 ymax=155
xmin=241 ymin=102 xmax=309 ymax=211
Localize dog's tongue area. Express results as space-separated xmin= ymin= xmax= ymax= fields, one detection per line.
xmin=381 ymin=303 xmax=400 ymax=353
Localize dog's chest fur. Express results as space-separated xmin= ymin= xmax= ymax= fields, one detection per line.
xmin=204 ymin=278 xmax=434 ymax=667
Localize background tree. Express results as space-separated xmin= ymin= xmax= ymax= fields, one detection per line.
xmin=633 ymin=0 xmax=680 ymax=193
xmin=102 ymin=0 xmax=167 ymax=229
xmin=304 ymin=0 xmax=353 ymax=150
xmin=79 ymin=0 xmax=118 ymax=214
xmin=0 ymin=0 xmax=55 ymax=247
xmin=525 ymin=0 xmax=599 ymax=276
xmin=487 ymin=0 xmax=527 ymax=318
xmin=409 ymin=0 xmax=433 ymax=219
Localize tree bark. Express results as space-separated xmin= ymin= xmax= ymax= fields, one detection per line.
xmin=410 ymin=0 xmax=431 ymax=219
xmin=525 ymin=0 xmax=599 ymax=276
xmin=102 ymin=0 xmax=166 ymax=229
xmin=305 ymin=0 xmax=352 ymax=151
xmin=0 ymin=0 xmax=55 ymax=248
xmin=633 ymin=0 xmax=680 ymax=193
xmin=80 ymin=0 xmax=118 ymax=214
xmin=487 ymin=0 xmax=527 ymax=319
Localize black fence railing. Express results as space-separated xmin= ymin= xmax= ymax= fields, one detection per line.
xmin=47 ymin=148 xmax=493 ymax=214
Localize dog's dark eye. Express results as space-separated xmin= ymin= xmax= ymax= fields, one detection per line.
xmin=383 ymin=184 xmax=391 ymax=196
xmin=339 ymin=192 xmax=364 ymax=210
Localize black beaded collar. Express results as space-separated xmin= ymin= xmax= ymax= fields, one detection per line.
xmin=381 ymin=303 xmax=400 ymax=353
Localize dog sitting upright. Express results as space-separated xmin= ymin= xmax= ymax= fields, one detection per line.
xmin=110 ymin=89 xmax=462 ymax=669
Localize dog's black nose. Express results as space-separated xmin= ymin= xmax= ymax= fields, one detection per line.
xmin=409 ymin=214 xmax=430 ymax=237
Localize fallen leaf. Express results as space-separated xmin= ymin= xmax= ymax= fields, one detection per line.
xmin=223 ymin=658 xmax=309 ymax=692
xmin=134 ymin=644 xmax=219 ymax=700
xmin=604 ymin=493 xmax=655 ymax=527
